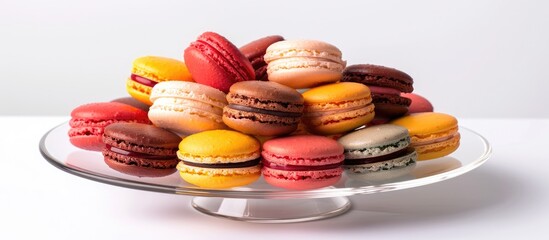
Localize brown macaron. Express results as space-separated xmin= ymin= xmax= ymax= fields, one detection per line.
xmin=239 ymin=35 xmax=284 ymax=80
xmin=102 ymin=122 xmax=182 ymax=177
xmin=342 ymin=64 xmax=414 ymax=118
xmin=111 ymin=97 xmax=150 ymax=112
xmin=222 ymin=81 xmax=304 ymax=136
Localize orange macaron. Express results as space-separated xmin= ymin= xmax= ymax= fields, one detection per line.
xmin=301 ymin=82 xmax=375 ymax=135
xmin=391 ymin=112 xmax=460 ymax=160
xmin=126 ymin=56 xmax=192 ymax=105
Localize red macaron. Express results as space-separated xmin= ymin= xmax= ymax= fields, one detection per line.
xmin=184 ymin=31 xmax=255 ymax=92
xmin=68 ymin=102 xmax=150 ymax=151
xmin=401 ymin=93 xmax=434 ymax=114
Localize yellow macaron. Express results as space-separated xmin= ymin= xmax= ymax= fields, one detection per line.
xmin=391 ymin=112 xmax=460 ymax=160
xmin=176 ymin=130 xmax=261 ymax=188
xmin=301 ymin=82 xmax=375 ymax=135
xmin=126 ymin=56 xmax=193 ymax=105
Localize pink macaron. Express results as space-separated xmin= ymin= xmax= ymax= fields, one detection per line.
xmin=401 ymin=93 xmax=434 ymax=114
xmin=261 ymin=135 xmax=344 ymax=190
xmin=68 ymin=102 xmax=151 ymax=151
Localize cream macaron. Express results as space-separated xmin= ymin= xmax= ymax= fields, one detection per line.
xmin=264 ymin=40 xmax=346 ymax=89
xmin=148 ymin=81 xmax=228 ymax=136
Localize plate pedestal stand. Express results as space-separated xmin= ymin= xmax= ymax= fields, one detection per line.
xmin=191 ymin=195 xmax=351 ymax=223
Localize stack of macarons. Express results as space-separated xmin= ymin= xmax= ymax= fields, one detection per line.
xmin=68 ymin=31 xmax=460 ymax=188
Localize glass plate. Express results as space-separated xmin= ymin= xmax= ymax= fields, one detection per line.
xmin=39 ymin=122 xmax=491 ymax=223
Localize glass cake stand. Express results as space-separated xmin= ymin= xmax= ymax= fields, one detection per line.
xmin=39 ymin=122 xmax=491 ymax=223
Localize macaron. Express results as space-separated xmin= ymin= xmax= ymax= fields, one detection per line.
xmin=68 ymin=102 xmax=151 ymax=151
xmin=342 ymin=64 xmax=413 ymax=118
xmin=338 ymin=124 xmax=417 ymax=181
xmin=391 ymin=112 xmax=460 ymax=160
xmin=176 ymin=130 xmax=261 ymax=188
xmin=126 ymin=56 xmax=193 ymax=105
xmin=148 ymin=81 xmax=228 ymax=136
xmin=223 ymin=81 xmax=304 ymax=136
xmin=301 ymin=82 xmax=375 ymax=135
xmin=102 ymin=122 xmax=181 ymax=177
xmin=111 ymin=97 xmax=150 ymax=112
xmin=261 ymin=135 xmax=344 ymax=190
xmin=264 ymin=40 xmax=346 ymax=89
xmin=184 ymin=31 xmax=255 ymax=92
xmin=401 ymin=93 xmax=434 ymax=114
xmin=240 ymin=35 xmax=285 ymax=80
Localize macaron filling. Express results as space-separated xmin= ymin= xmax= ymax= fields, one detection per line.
xmin=413 ymin=131 xmax=460 ymax=146
xmin=227 ymin=104 xmax=302 ymax=118
xmin=344 ymin=150 xmax=417 ymax=173
xmin=303 ymin=102 xmax=373 ymax=118
xmin=227 ymin=93 xmax=304 ymax=112
xmin=262 ymin=159 xmax=342 ymax=171
xmin=181 ymin=158 xmax=261 ymax=169
xmin=105 ymin=145 xmax=176 ymax=160
xmin=344 ymin=136 xmax=410 ymax=159
xmin=130 ymin=74 xmax=158 ymax=88
xmin=344 ymin=147 xmax=413 ymax=165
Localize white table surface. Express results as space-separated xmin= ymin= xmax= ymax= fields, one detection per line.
xmin=1 ymin=117 xmax=546 ymax=239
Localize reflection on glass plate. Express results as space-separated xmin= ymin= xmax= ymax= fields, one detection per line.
xmin=40 ymin=122 xmax=491 ymax=199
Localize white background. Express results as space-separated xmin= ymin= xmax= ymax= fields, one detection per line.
xmin=2 ymin=0 xmax=548 ymax=117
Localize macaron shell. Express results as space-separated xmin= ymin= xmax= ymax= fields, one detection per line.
xmin=342 ymin=64 xmax=413 ymax=92
xmin=178 ymin=130 xmax=260 ymax=164
xmin=401 ymin=93 xmax=434 ymax=113
xmin=264 ymin=40 xmax=344 ymax=64
xmin=132 ymin=56 xmax=193 ymax=81
xmin=148 ymin=108 xmax=226 ymax=136
xmin=104 ymin=159 xmax=177 ymax=177
xmin=262 ymin=135 xmax=344 ymax=160
xmin=346 ymin=162 xmax=416 ymax=182
xmin=177 ymin=162 xmax=260 ymax=188
xmin=70 ymin=102 xmax=150 ymax=120
xmin=302 ymin=82 xmax=371 ymax=104
xmin=267 ymin=64 xmax=343 ymax=89
xmin=111 ymin=97 xmax=150 ymax=112
xmin=222 ymin=110 xmax=298 ymax=136
xmin=103 ymin=122 xmax=181 ymax=150
xmin=338 ymin=124 xmax=410 ymax=155
xmin=391 ymin=112 xmax=458 ymax=136
xmin=228 ymin=80 xmax=304 ymax=105
xmin=262 ymin=168 xmax=342 ymax=190
xmin=126 ymin=79 xmax=153 ymax=105
xmin=69 ymin=135 xmax=104 ymax=151
xmin=266 ymin=57 xmax=344 ymax=89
